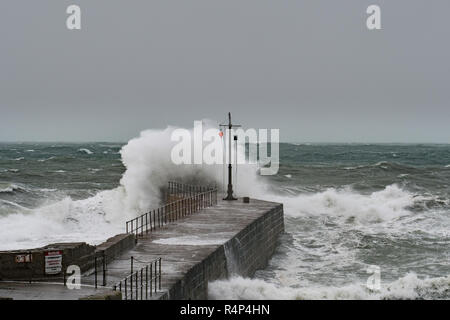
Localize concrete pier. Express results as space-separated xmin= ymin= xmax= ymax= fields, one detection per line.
xmin=0 ymin=198 xmax=284 ymax=300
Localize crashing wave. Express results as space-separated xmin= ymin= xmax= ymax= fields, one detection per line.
xmin=78 ymin=148 xmax=93 ymax=155
xmin=0 ymin=184 xmax=26 ymax=194
xmin=208 ymin=273 xmax=450 ymax=300
xmin=268 ymin=184 xmax=418 ymax=223
xmin=38 ymin=156 xmax=56 ymax=162
xmin=0 ymin=122 xmax=263 ymax=250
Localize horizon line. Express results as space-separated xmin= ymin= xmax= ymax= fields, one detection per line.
xmin=0 ymin=141 xmax=449 ymax=145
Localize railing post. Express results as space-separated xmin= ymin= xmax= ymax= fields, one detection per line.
xmin=150 ymin=264 xmax=153 ymax=297
xmin=164 ymin=205 xmax=167 ymax=224
xmin=102 ymin=252 xmax=106 ymax=286
xmin=157 ymin=208 xmax=160 ymax=227
xmin=159 ymin=258 xmax=162 ymax=290
xmin=175 ymin=201 xmax=178 ymax=220
xmin=131 ymin=256 xmax=134 ymax=274
xmin=145 ymin=265 xmax=149 ymax=300
xmin=130 ymin=274 xmax=133 ymax=299
xmin=140 ymin=269 xmax=143 ymax=300
xmin=152 ymin=210 xmax=155 ymax=231
xmin=94 ymin=256 xmax=98 ymax=289
xmin=135 ymin=271 xmax=138 ymax=300
xmin=131 ymin=274 xmax=134 ymax=300
xmin=146 ymin=212 xmax=148 ymax=234
xmin=124 ymin=278 xmax=128 ymax=300
xmin=154 ymin=260 xmax=157 ymax=294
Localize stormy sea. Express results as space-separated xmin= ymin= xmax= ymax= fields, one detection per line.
xmin=1 ymin=129 xmax=449 ymax=299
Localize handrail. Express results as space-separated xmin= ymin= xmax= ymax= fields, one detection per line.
xmin=126 ymin=188 xmax=218 ymax=238
xmin=113 ymin=257 xmax=162 ymax=300
xmin=167 ymin=181 xmax=216 ymax=199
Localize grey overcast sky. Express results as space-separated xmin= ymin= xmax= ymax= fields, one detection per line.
xmin=0 ymin=0 xmax=449 ymax=143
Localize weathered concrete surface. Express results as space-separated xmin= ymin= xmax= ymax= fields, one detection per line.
xmin=0 ymin=282 xmax=114 ymax=300
xmin=0 ymin=234 xmax=135 ymax=282
xmin=0 ymin=198 xmax=284 ymax=300
xmin=95 ymin=233 xmax=136 ymax=264
xmin=85 ymin=198 xmax=284 ymax=300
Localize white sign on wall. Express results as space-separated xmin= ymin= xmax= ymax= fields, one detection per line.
xmin=44 ymin=250 xmax=63 ymax=275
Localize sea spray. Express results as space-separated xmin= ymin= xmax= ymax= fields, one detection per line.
xmin=0 ymin=123 xmax=263 ymax=250
xmin=223 ymin=238 xmax=242 ymax=277
xmin=208 ymin=273 xmax=450 ymax=300
xmin=0 ymin=140 xmax=448 ymax=300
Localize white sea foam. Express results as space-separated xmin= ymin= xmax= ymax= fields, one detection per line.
xmin=267 ymin=184 xmax=416 ymax=224
xmin=118 ymin=123 xmax=264 ymax=215
xmin=38 ymin=156 xmax=55 ymax=162
xmin=0 ymin=122 xmax=263 ymax=250
xmin=0 ymin=126 xmax=448 ymax=301
xmin=208 ymin=273 xmax=450 ymax=300
xmin=78 ymin=148 xmax=93 ymax=155
xmin=0 ymin=184 xmax=23 ymax=193
xmin=0 ymin=190 xmax=127 ymax=250
xmin=0 ymin=126 xmax=426 ymax=250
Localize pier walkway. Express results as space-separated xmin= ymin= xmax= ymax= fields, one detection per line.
xmin=0 ymin=198 xmax=283 ymax=300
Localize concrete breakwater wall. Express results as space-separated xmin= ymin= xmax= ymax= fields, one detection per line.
xmin=163 ymin=200 xmax=284 ymax=300
xmin=0 ymin=196 xmax=284 ymax=300
xmin=0 ymin=234 xmax=135 ymax=282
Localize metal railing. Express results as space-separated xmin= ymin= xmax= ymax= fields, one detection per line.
xmin=167 ymin=181 xmax=216 ymax=199
xmin=126 ymin=188 xmax=218 ymax=238
xmin=113 ymin=257 xmax=162 ymax=300
xmin=92 ymin=253 xmax=107 ymax=289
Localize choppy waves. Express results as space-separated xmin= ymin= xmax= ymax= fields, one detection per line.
xmin=0 ymin=139 xmax=448 ymax=300
xmin=0 ymin=124 xmax=257 ymax=249
xmin=0 ymin=183 xmax=26 ymax=194
xmin=209 ymin=273 xmax=450 ymax=300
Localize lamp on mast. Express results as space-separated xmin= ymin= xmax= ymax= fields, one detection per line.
xmin=220 ymin=112 xmax=241 ymax=200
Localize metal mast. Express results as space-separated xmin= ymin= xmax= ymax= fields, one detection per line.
xmin=220 ymin=112 xmax=241 ymax=200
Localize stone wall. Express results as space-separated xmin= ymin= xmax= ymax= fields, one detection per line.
xmin=164 ymin=201 xmax=284 ymax=300
xmin=0 ymin=243 xmax=95 ymax=281
xmin=225 ymin=203 xmax=285 ymax=278
xmin=95 ymin=233 xmax=136 ymax=264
